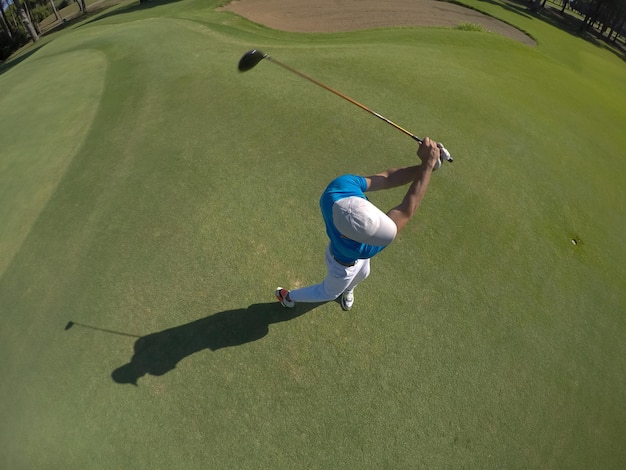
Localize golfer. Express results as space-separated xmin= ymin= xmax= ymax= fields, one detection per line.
xmin=276 ymin=137 xmax=441 ymax=310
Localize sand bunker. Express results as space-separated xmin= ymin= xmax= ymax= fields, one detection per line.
xmin=220 ymin=0 xmax=536 ymax=46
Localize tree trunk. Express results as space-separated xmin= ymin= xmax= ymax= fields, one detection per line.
xmin=8 ymin=2 xmax=20 ymax=29
xmin=580 ymin=0 xmax=602 ymax=33
xmin=613 ymin=20 xmax=625 ymax=42
xmin=49 ymin=0 xmax=61 ymax=21
xmin=1 ymin=3 xmax=14 ymax=39
xmin=16 ymin=0 xmax=39 ymax=42
xmin=22 ymin=0 xmax=41 ymax=35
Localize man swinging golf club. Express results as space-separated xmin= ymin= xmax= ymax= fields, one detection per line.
xmin=276 ymin=137 xmax=441 ymax=310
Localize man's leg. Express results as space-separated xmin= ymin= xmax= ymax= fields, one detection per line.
xmin=340 ymin=257 xmax=370 ymax=310
xmin=344 ymin=258 xmax=370 ymax=293
xmin=288 ymin=245 xmax=368 ymax=303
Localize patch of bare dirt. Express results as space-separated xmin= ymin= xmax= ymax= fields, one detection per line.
xmin=220 ymin=0 xmax=536 ymax=46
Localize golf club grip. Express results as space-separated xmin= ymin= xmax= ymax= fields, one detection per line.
xmin=267 ymin=56 xmax=423 ymax=144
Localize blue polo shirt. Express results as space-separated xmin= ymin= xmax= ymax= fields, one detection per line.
xmin=320 ymin=174 xmax=388 ymax=264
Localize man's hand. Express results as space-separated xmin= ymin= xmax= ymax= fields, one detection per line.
xmin=385 ymin=137 xmax=439 ymax=233
xmin=365 ymin=137 xmax=442 ymax=192
xmin=417 ymin=137 xmax=440 ymax=170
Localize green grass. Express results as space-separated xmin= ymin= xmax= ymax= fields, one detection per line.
xmin=455 ymin=22 xmax=485 ymax=32
xmin=1 ymin=0 xmax=625 ymax=468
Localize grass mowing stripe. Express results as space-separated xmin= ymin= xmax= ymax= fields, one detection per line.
xmin=0 ymin=50 xmax=107 ymax=276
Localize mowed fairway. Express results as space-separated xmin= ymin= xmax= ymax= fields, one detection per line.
xmin=1 ymin=0 xmax=625 ymax=467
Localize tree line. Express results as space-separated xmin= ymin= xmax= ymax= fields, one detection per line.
xmin=572 ymin=0 xmax=626 ymax=41
xmin=2 ymin=0 xmax=625 ymax=63
xmin=531 ymin=0 xmax=625 ymax=41
xmin=1 ymin=0 xmax=86 ymax=60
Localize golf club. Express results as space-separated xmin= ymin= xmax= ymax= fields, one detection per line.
xmin=238 ymin=49 xmax=453 ymax=164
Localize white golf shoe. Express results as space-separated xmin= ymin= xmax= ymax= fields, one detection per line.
xmin=341 ymin=290 xmax=354 ymax=311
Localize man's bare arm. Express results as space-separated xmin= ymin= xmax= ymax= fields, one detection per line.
xmin=364 ymin=165 xmax=421 ymax=192
xmin=386 ymin=164 xmax=434 ymax=232
xmin=366 ymin=137 xmax=440 ymax=233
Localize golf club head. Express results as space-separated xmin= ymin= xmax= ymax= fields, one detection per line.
xmin=238 ymin=49 xmax=267 ymax=72
xmin=65 ymin=321 xmax=75 ymax=331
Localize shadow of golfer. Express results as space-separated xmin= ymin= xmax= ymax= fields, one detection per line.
xmin=111 ymin=302 xmax=319 ymax=385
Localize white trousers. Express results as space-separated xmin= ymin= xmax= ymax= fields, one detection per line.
xmin=289 ymin=244 xmax=371 ymax=303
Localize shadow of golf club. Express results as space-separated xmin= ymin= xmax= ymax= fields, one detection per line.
xmin=65 ymin=320 xmax=141 ymax=338
xmin=111 ymin=302 xmax=320 ymax=385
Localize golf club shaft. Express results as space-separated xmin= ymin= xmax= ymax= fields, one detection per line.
xmin=266 ymin=56 xmax=424 ymax=144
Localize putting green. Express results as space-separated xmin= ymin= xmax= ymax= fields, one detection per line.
xmin=0 ymin=0 xmax=624 ymax=468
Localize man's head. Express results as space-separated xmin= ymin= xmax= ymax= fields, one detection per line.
xmin=332 ymin=196 xmax=397 ymax=246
